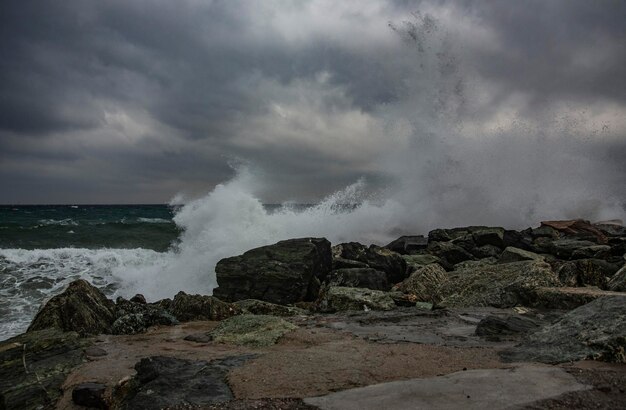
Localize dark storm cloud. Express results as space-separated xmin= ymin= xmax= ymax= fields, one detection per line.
xmin=0 ymin=0 xmax=624 ymax=204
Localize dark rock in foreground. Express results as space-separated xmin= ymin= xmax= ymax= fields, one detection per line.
xmin=27 ymin=279 xmax=116 ymax=336
xmin=214 ymin=238 xmax=332 ymax=304
xmin=332 ymin=242 xmax=408 ymax=284
xmin=0 ymin=329 xmax=90 ymax=409
xmin=121 ymin=355 xmax=256 ymax=409
xmin=501 ymin=296 xmax=626 ymax=363
xmin=72 ymin=382 xmax=107 ymax=409
xmin=112 ymin=297 xmax=179 ymax=335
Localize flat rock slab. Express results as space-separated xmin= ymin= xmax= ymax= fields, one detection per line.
xmin=304 ymin=366 xmax=590 ymax=410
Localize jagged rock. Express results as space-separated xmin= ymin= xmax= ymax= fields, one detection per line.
xmin=209 ymin=315 xmax=297 ymax=347
xmin=393 ymin=264 xmax=447 ymax=304
xmin=130 ymin=294 xmax=147 ymax=304
xmin=428 ymin=227 xmax=471 ymax=243
xmin=121 ymin=355 xmax=255 ymax=409
xmin=475 ymin=315 xmax=540 ymax=337
xmin=471 ymin=245 xmax=502 ymax=259
xmin=498 ymin=247 xmax=544 ymax=264
xmin=214 ymin=238 xmax=332 ymax=304
xmin=427 ymin=241 xmax=474 ymax=266
xmin=608 ymin=266 xmax=626 ymax=291
xmin=525 ymin=286 xmax=626 ymax=309
xmin=503 ymin=229 xmax=534 ymax=251
xmin=548 ymin=239 xmax=598 ymax=259
xmin=111 ymin=297 xmax=178 ymax=335
xmin=326 ymin=268 xmax=388 ymax=291
xmin=556 ymin=259 xmax=620 ymax=288
xmin=570 ymin=245 xmax=611 ymax=260
xmin=233 ymin=299 xmax=306 ymax=316
xmin=332 ymin=257 xmax=369 ymax=270
xmin=595 ymin=223 xmax=626 ymax=237
xmin=72 ymin=382 xmax=107 ymax=409
xmin=169 ymin=292 xmax=241 ymax=322
xmin=402 ymin=254 xmax=442 ymax=271
xmin=450 ymin=234 xmax=476 ymax=252
xmin=531 ymin=226 xmax=560 ymax=239
xmin=438 ymin=261 xmax=560 ymax=308
xmin=333 ymin=243 xmax=408 ymax=284
xmin=384 ymin=235 xmax=428 ymax=254
xmin=501 ymin=296 xmax=626 ymax=363
xmin=317 ymin=286 xmax=396 ymax=312
xmin=472 ymin=227 xmax=505 ymax=248
xmin=27 ymin=279 xmax=116 ymax=336
xmin=0 ymin=329 xmax=90 ymax=409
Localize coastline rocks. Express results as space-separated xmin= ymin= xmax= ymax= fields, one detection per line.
xmin=169 ymin=292 xmax=241 ymax=322
xmin=111 ymin=297 xmax=178 ymax=335
xmin=27 ymin=279 xmax=116 ymax=336
xmin=524 ymin=286 xmax=626 ymax=309
xmin=426 ymin=241 xmax=474 ymax=267
xmin=475 ymin=315 xmax=540 ymax=337
xmin=393 ymin=264 xmax=448 ymax=304
xmin=384 ymin=235 xmax=428 ymax=254
xmin=326 ymin=268 xmax=388 ymax=291
xmin=498 ymin=247 xmax=543 ymax=264
xmin=0 ymin=328 xmax=90 ymax=409
xmin=502 ymin=296 xmax=626 ymax=363
xmin=608 ymin=266 xmax=626 ymax=291
xmin=402 ymin=254 xmax=442 ymax=271
xmin=332 ymin=243 xmax=408 ymax=284
xmin=438 ymin=260 xmax=559 ymax=308
xmin=316 ymin=286 xmax=396 ymax=312
xmin=548 ymin=239 xmax=599 ymax=259
xmin=556 ymin=259 xmax=619 ymax=288
xmin=214 ymin=238 xmax=332 ymax=304
xmin=233 ymin=299 xmax=306 ymax=317
xmin=209 ymin=315 xmax=297 ymax=347
xmin=472 ymin=227 xmax=505 ymax=248
xmin=72 ymin=382 xmax=107 ymax=409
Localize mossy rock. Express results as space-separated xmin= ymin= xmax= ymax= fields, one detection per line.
xmin=209 ymin=315 xmax=297 ymax=347
xmin=233 ymin=299 xmax=306 ymax=317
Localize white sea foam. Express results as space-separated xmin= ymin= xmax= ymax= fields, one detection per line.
xmin=137 ymin=217 xmax=171 ymax=224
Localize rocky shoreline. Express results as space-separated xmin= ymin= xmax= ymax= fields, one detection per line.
xmin=1 ymin=219 xmax=625 ymax=409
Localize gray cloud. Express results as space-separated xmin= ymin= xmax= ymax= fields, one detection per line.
xmin=1 ymin=0 xmax=624 ymax=209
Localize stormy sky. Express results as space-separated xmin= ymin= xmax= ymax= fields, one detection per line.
xmin=1 ymin=0 xmax=625 ymax=205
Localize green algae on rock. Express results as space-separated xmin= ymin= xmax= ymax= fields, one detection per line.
xmin=209 ymin=315 xmax=297 ymax=347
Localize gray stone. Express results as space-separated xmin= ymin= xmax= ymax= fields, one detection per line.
xmin=502 ymin=296 xmax=626 ymax=363
xmin=548 ymin=239 xmax=598 ymax=259
xmin=475 ymin=315 xmax=539 ymax=337
xmin=326 ymin=268 xmax=388 ymax=291
xmin=394 ymin=264 xmax=448 ymax=304
xmin=556 ymin=259 xmax=619 ymax=288
xmin=333 ymin=243 xmax=408 ymax=285
xmin=498 ymin=246 xmax=543 ymax=264
xmin=472 ymin=227 xmax=505 ymax=248
xmin=608 ymin=265 xmax=626 ymax=291
xmin=427 ymin=241 xmax=474 ymax=266
xmin=317 ymin=286 xmax=396 ymax=312
xmin=384 ymin=235 xmax=428 ymax=254
xmin=332 ymin=257 xmax=369 ymax=270
xmin=525 ymin=286 xmax=626 ymax=309
xmin=571 ymin=245 xmax=611 ymax=260
xmin=27 ymin=279 xmax=116 ymax=336
xmin=214 ymin=238 xmax=332 ymax=304
xmin=402 ymin=254 xmax=442 ymax=271
xmin=169 ymin=291 xmax=241 ymax=322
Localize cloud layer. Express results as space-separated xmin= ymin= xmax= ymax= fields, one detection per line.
xmin=1 ymin=0 xmax=624 ymax=208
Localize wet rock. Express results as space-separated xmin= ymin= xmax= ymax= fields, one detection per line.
xmin=525 ymin=286 xmax=626 ymax=309
xmin=470 ymin=245 xmax=502 ymax=259
xmin=394 ymin=264 xmax=448 ymax=304
xmin=85 ymin=346 xmax=108 ymax=358
xmin=608 ymin=265 xmax=626 ymax=291
xmin=317 ymin=286 xmax=396 ymax=312
xmin=72 ymin=382 xmax=107 ymax=409
xmin=184 ymin=333 xmax=213 ymax=343
xmin=384 ymin=235 xmax=428 ymax=254
xmin=214 ymin=238 xmax=332 ymax=304
xmin=234 ymin=299 xmax=306 ymax=316
xmin=438 ymin=260 xmax=560 ymax=308
xmin=27 ymin=279 xmax=116 ymax=336
xmin=333 ymin=243 xmax=408 ymax=284
xmin=549 ymin=239 xmax=598 ymax=259
xmin=502 ymin=296 xmax=626 ymax=363
xmin=326 ymin=268 xmax=389 ymax=291
xmin=475 ymin=315 xmax=540 ymax=337
xmin=571 ymin=245 xmax=611 ymax=260
xmin=209 ymin=315 xmax=297 ymax=347
xmin=453 ymin=258 xmax=497 ymax=270
xmin=556 ymin=259 xmax=619 ymax=288
xmin=121 ymin=355 xmax=255 ymax=409
xmin=130 ymin=294 xmax=147 ymax=304
xmin=427 ymin=241 xmax=474 ymax=266
xmin=0 ymin=329 xmax=90 ymax=409
xmin=498 ymin=246 xmax=544 ymax=264
xmin=332 ymin=257 xmax=369 ymax=270
xmin=169 ymin=291 xmax=241 ymax=322
xmin=472 ymin=227 xmax=505 ymax=248
xmin=111 ymin=297 xmax=179 ymax=335
xmin=402 ymin=254 xmax=442 ymax=271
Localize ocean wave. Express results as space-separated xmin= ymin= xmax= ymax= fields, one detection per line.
xmin=37 ymin=218 xmax=78 ymax=226
xmin=136 ymin=217 xmax=172 ymax=224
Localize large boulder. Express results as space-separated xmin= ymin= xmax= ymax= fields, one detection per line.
xmin=326 ymin=268 xmax=388 ymax=291
xmin=169 ymin=292 xmax=241 ymax=322
xmin=233 ymin=299 xmax=306 ymax=317
xmin=316 ymin=286 xmax=396 ymax=312
xmin=393 ymin=264 xmax=448 ymax=304
xmin=556 ymin=259 xmax=620 ymax=288
xmin=438 ymin=261 xmax=560 ymax=308
xmin=427 ymin=241 xmax=474 ymax=267
xmin=27 ymin=279 xmax=116 ymax=336
xmin=472 ymin=227 xmax=505 ymax=248
xmin=0 ymin=329 xmax=90 ymax=409
xmin=548 ymin=239 xmax=598 ymax=259
xmin=384 ymin=235 xmax=428 ymax=254
xmin=608 ymin=265 xmax=626 ymax=291
xmin=209 ymin=315 xmax=297 ymax=347
xmin=524 ymin=286 xmax=626 ymax=309
xmin=402 ymin=254 xmax=442 ymax=271
xmin=333 ymin=243 xmax=408 ymax=284
xmin=213 ymin=238 xmax=332 ymax=305
xmin=502 ymin=296 xmax=626 ymax=363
